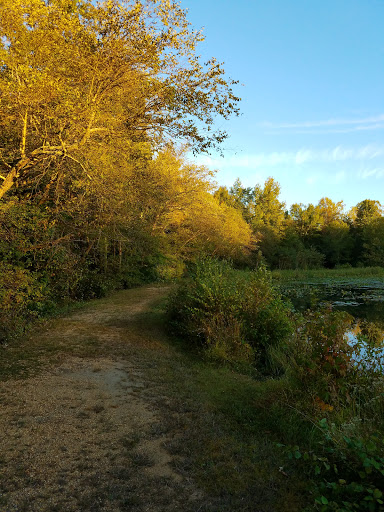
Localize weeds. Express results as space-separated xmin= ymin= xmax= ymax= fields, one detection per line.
xmin=167 ymin=258 xmax=293 ymax=371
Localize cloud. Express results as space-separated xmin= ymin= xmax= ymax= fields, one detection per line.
xmin=331 ymin=170 xmax=347 ymax=184
xmin=359 ymin=168 xmax=384 ymax=179
xmin=261 ymin=114 xmax=384 ymax=134
xmin=195 ymin=145 xmax=384 ymax=170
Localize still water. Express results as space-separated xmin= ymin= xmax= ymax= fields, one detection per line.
xmin=279 ymin=280 xmax=384 ymax=367
xmin=280 ymin=281 xmax=384 ymax=328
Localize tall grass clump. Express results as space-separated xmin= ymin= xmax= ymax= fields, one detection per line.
xmin=167 ymin=258 xmax=293 ymax=370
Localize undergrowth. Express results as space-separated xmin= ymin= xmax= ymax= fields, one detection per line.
xmin=167 ymin=258 xmax=293 ymax=371
xmin=167 ymin=259 xmax=384 ymax=511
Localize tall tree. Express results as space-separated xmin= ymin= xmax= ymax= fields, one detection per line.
xmin=353 ymin=199 xmax=383 ymax=228
xmin=351 ymin=199 xmax=384 ymax=265
xmin=251 ymin=177 xmax=286 ymax=235
xmin=0 ymin=0 xmax=240 ymax=200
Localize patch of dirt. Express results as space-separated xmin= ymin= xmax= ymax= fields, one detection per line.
xmin=0 ymin=286 xmax=204 ymax=512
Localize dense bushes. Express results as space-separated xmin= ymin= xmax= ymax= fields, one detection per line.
xmin=0 ymin=263 xmax=44 ymax=343
xmin=168 ymin=261 xmax=384 ymax=510
xmin=277 ymin=311 xmax=384 ymax=511
xmin=167 ymin=259 xmax=293 ymax=368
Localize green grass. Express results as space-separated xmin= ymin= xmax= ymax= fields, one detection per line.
xmin=272 ymin=266 xmax=384 ymax=284
xmin=155 ymin=354 xmax=313 ymax=511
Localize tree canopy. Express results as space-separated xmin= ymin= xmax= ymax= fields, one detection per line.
xmin=0 ymin=0 xmax=240 ymax=199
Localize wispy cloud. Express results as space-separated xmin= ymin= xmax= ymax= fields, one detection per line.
xmin=196 ymin=144 xmax=384 ymax=170
xmin=359 ymin=167 xmax=384 ymax=179
xmin=261 ymin=114 xmax=384 ymax=134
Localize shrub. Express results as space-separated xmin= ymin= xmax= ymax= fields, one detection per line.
xmin=275 ymin=307 xmax=384 ymax=421
xmin=283 ymin=419 xmax=384 ymax=512
xmin=167 ymin=258 xmax=293 ymax=369
xmin=276 ymin=308 xmax=357 ymax=409
xmin=0 ymin=262 xmax=46 ymax=343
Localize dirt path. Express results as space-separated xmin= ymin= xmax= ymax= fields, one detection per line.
xmin=0 ymin=286 xmax=204 ymax=512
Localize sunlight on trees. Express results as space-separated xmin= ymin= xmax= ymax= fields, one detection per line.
xmin=0 ymin=0 xmax=240 ymax=199
xmin=0 ymin=0 xmax=384 ymax=342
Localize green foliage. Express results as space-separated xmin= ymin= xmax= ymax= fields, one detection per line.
xmin=283 ymin=420 xmax=384 ymax=512
xmin=0 ymin=262 xmax=45 ymax=342
xmin=361 ymin=218 xmax=384 ymax=267
xmin=281 ymin=308 xmax=355 ymax=406
xmin=167 ymin=258 xmax=293 ymax=369
xmin=155 ymin=257 xmax=186 ymax=282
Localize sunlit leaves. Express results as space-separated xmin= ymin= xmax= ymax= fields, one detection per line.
xmin=0 ymin=0 xmax=240 ymax=198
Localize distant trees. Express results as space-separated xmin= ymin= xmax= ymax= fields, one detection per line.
xmin=216 ymin=178 xmax=383 ymax=270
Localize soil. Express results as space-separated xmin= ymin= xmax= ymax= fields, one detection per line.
xmin=0 ymin=286 xmax=205 ymax=512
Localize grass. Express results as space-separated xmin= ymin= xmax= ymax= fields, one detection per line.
xmin=156 ymin=358 xmax=313 ymax=511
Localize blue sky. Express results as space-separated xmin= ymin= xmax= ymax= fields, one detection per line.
xmin=181 ymin=0 xmax=384 ymax=210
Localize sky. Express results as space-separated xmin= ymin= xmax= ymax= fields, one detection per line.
xmin=181 ymin=0 xmax=384 ymax=211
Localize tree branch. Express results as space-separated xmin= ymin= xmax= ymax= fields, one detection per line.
xmin=20 ymin=110 xmax=28 ymax=159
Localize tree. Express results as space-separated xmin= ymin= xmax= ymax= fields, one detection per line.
xmin=310 ymin=198 xmax=352 ymax=267
xmin=353 ymin=199 xmax=383 ymax=228
xmin=251 ymin=177 xmax=286 ymax=235
xmin=351 ymin=199 xmax=383 ymax=264
xmin=229 ymin=178 xmax=254 ymax=221
xmin=316 ymin=197 xmax=345 ymax=226
xmin=213 ymin=186 xmax=237 ymax=209
xmin=289 ymin=203 xmax=323 ymax=237
xmin=140 ymin=148 xmax=253 ymax=264
xmin=362 ymin=217 xmax=384 ymax=266
xmin=0 ymin=0 xmax=240 ymax=200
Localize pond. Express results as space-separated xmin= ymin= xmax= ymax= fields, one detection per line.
xmin=279 ymin=280 xmax=384 ymax=328
xmin=278 ymin=278 xmax=384 ymax=366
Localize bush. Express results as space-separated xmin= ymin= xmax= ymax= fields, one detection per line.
xmin=275 ymin=307 xmax=384 ymax=421
xmin=167 ymin=259 xmax=293 ymax=369
xmin=283 ymin=419 xmax=384 ymax=512
xmin=280 ymin=309 xmax=355 ymax=408
xmin=0 ymin=262 xmax=47 ymax=343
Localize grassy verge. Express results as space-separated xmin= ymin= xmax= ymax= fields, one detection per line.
xmin=167 ymin=260 xmax=384 ymax=511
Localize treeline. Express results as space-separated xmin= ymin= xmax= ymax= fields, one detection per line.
xmin=0 ymin=0 xmax=251 ymax=340
xmin=215 ymin=178 xmax=384 ymax=269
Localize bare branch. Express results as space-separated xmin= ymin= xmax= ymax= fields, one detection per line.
xmin=20 ymin=110 xmax=28 ymax=159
